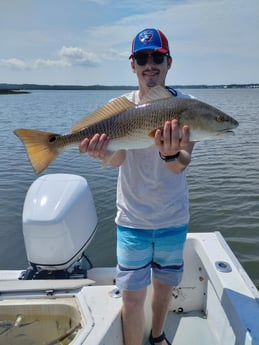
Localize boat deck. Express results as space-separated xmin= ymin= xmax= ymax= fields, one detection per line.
xmin=142 ymin=310 xmax=219 ymax=345
xmin=161 ymin=310 xmax=219 ymax=345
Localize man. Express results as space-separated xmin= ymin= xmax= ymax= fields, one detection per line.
xmin=80 ymin=28 xmax=194 ymax=345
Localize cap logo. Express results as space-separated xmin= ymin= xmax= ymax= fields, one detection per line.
xmin=139 ymin=30 xmax=154 ymax=44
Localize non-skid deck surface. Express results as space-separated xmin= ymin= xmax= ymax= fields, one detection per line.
xmin=144 ymin=311 xmax=219 ymax=345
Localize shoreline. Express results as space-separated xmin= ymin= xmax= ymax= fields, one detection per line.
xmin=0 ymin=83 xmax=258 ymax=92
xmin=0 ymin=89 xmax=30 ymax=95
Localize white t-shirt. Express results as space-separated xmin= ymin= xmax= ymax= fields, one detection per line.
xmin=115 ymin=88 xmax=192 ymax=229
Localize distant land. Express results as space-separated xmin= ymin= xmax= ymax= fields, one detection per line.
xmin=0 ymin=83 xmax=258 ymax=94
xmin=0 ymin=89 xmax=30 ymax=95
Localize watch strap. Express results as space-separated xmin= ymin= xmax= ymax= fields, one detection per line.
xmin=159 ymin=151 xmax=180 ymax=162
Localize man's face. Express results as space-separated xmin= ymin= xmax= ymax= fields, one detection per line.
xmin=131 ymin=50 xmax=172 ymax=89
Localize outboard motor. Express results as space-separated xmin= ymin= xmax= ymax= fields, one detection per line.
xmin=20 ymin=174 xmax=97 ymax=280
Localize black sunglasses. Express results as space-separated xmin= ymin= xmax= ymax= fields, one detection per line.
xmin=134 ymin=52 xmax=168 ymax=66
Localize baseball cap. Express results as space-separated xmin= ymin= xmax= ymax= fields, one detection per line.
xmin=129 ymin=28 xmax=170 ymax=59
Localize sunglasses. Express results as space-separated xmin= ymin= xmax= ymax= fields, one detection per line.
xmin=134 ymin=52 xmax=168 ymax=66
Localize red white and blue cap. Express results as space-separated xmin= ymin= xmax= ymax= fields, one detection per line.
xmin=129 ymin=28 xmax=170 ymax=59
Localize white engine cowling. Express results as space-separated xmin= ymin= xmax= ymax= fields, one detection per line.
xmin=22 ymin=174 xmax=97 ymax=270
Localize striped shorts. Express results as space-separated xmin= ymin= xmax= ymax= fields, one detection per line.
xmin=116 ymin=224 xmax=187 ymax=291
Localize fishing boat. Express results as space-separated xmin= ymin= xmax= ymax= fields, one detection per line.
xmin=0 ymin=173 xmax=258 ymax=345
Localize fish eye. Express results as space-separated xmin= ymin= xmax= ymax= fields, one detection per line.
xmin=216 ymin=115 xmax=225 ymax=122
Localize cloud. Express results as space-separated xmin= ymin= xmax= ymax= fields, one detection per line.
xmin=32 ymin=58 xmax=69 ymax=68
xmin=0 ymin=0 xmax=258 ymax=84
xmin=0 ymin=58 xmax=28 ymax=70
xmin=58 ymin=46 xmax=99 ymax=66
xmin=0 ymin=46 xmax=99 ymax=70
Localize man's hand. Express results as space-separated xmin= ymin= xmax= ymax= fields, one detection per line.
xmin=154 ymin=119 xmax=194 ymax=173
xmin=79 ymin=133 xmax=110 ymax=159
xmin=154 ymin=119 xmax=190 ymax=156
xmin=79 ymin=134 xmax=126 ymax=167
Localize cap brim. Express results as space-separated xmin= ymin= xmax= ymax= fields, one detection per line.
xmin=129 ymin=47 xmax=169 ymax=59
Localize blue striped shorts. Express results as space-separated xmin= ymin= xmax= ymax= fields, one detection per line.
xmin=116 ymin=224 xmax=187 ymax=291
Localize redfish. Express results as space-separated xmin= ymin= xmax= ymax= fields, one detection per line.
xmin=14 ymin=86 xmax=238 ymax=174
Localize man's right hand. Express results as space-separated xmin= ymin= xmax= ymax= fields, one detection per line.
xmin=79 ymin=134 xmax=126 ymax=167
xmin=79 ymin=133 xmax=110 ymax=159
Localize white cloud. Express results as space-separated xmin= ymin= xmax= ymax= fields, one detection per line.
xmin=58 ymin=46 xmax=99 ymax=66
xmin=0 ymin=47 xmax=99 ymax=70
xmin=31 ymin=58 xmax=69 ymax=68
xmin=0 ymin=58 xmax=28 ymax=70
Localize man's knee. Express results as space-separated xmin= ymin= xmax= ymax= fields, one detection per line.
xmin=122 ymin=288 xmax=147 ymax=312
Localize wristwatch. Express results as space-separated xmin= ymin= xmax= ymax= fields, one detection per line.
xmin=159 ymin=151 xmax=180 ymax=162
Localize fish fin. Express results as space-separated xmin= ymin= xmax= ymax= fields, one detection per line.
xmin=14 ymin=129 xmax=60 ymax=174
xmin=101 ymin=151 xmax=117 ymax=168
xmin=148 ymin=127 xmax=164 ymax=138
xmin=148 ymin=129 xmax=157 ymax=138
xmin=101 ymin=157 xmax=108 ymax=168
xmin=139 ymin=85 xmax=172 ymax=105
xmin=71 ymin=97 xmax=135 ymax=133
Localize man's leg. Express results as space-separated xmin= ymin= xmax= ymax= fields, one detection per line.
xmin=121 ymin=287 xmax=147 ymax=345
xmin=151 ymin=277 xmax=173 ymax=344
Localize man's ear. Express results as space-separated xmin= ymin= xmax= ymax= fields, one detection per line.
xmin=167 ymin=56 xmax=173 ymax=70
xmin=131 ymin=60 xmax=136 ymax=73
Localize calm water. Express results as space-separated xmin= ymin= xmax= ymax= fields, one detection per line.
xmin=0 ymin=89 xmax=258 ymax=288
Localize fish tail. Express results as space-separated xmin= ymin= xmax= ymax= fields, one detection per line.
xmin=14 ymin=129 xmax=61 ymax=174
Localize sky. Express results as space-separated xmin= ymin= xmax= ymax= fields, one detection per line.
xmin=0 ymin=0 xmax=258 ymax=86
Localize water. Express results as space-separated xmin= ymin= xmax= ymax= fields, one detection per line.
xmin=0 ymin=303 xmax=80 ymax=344
xmin=0 ymin=88 xmax=258 ymax=288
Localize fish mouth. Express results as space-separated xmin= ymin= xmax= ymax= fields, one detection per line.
xmin=230 ymin=119 xmax=239 ymax=127
xmin=216 ymin=129 xmax=236 ymax=136
xmin=225 ymin=130 xmax=235 ymax=134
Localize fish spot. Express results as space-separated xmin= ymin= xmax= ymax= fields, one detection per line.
xmin=48 ymin=136 xmax=57 ymax=143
